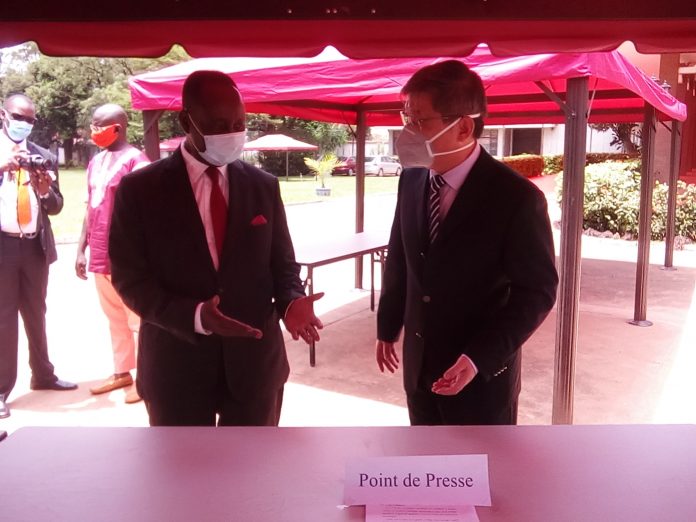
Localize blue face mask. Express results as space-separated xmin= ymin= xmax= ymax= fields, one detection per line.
xmin=3 ymin=111 xmax=34 ymax=143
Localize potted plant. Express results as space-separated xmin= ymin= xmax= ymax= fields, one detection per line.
xmin=304 ymin=154 xmax=343 ymax=197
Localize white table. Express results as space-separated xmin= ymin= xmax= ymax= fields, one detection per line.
xmin=294 ymin=229 xmax=389 ymax=366
xmin=1 ymin=424 xmax=695 ymax=521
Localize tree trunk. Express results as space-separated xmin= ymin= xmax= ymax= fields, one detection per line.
xmin=63 ymin=138 xmax=73 ymax=167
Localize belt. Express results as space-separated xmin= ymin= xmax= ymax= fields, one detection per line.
xmin=1 ymin=231 xmax=38 ymax=239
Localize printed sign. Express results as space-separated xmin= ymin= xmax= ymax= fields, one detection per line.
xmin=344 ymin=455 xmax=491 ymax=507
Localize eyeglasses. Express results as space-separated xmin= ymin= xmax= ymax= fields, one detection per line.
xmin=399 ymin=111 xmax=461 ymax=130
xmin=3 ymin=110 xmax=36 ymax=125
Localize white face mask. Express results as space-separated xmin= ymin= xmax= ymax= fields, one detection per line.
xmin=395 ymin=114 xmax=480 ymax=169
xmin=189 ymin=115 xmax=246 ymax=167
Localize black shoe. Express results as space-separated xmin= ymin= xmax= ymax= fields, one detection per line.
xmin=0 ymin=396 xmax=9 ymax=419
xmin=30 ymin=379 xmax=78 ymax=391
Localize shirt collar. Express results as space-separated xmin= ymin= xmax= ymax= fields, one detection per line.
xmin=179 ymin=140 xmax=225 ymax=182
xmin=429 ymin=143 xmax=481 ymax=191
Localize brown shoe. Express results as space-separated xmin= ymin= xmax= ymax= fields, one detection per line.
xmin=125 ymin=387 xmax=142 ymax=404
xmin=90 ymin=373 xmax=133 ymax=395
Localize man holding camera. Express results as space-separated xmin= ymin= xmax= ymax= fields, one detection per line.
xmin=0 ymin=94 xmax=77 ymax=420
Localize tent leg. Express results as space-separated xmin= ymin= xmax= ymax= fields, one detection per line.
xmin=143 ymin=110 xmax=163 ymax=162
xmin=552 ymin=76 xmax=588 ymax=425
xmin=630 ymin=104 xmax=656 ymax=327
xmin=286 ymin=151 xmax=289 ymax=182
xmin=663 ymin=120 xmax=682 ymax=269
xmin=355 ymin=110 xmax=367 ymax=289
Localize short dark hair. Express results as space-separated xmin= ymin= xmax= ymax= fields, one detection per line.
xmin=402 ymin=60 xmax=487 ymax=138
xmin=182 ymin=70 xmax=239 ymax=110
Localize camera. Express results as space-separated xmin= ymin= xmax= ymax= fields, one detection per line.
xmin=18 ymin=154 xmax=54 ymax=172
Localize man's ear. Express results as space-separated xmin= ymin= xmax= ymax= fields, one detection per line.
xmin=178 ymin=110 xmax=190 ymax=133
xmin=458 ymin=117 xmax=474 ymax=140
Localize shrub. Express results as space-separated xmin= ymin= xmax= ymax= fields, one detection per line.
xmin=503 ymin=154 xmax=545 ymax=178
xmin=556 ymin=160 xmax=696 ymax=241
xmin=543 ymin=155 xmax=564 ymax=175
xmin=543 ymin=152 xmax=640 ymax=175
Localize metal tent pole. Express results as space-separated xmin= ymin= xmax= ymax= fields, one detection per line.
xmin=552 ymin=76 xmax=588 ymax=425
xmin=630 ymin=104 xmax=656 ymax=327
xmin=142 ymin=110 xmax=163 ymax=161
xmin=354 ymin=109 xmax=367 ymax=289
xmin=664 ymin=120 xmax=682 ymax=269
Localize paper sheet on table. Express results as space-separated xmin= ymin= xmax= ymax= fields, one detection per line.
xmin=366 ymin=504 xmax=479 ymax=522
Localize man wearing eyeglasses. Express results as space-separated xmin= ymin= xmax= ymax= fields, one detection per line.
xmin=376 ymin=61 xmax=558 ymax=425
xmin=0 ymin=94 xmax=77 ymax=420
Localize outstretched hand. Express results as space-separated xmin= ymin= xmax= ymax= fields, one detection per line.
xmin=283 ymin=292 xmax=324 ymax=345
xmin=201 ymin=295 xmax=263 ymax=338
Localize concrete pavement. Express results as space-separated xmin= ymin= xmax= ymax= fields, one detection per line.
xmin=2 ymin=186 xmax=695 ymax=434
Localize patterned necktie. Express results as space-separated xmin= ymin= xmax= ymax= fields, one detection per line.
xmin=428 ymin=174 xmax=446 ymax=243
xmin=204 ymin=166 xmax=228 ymax=259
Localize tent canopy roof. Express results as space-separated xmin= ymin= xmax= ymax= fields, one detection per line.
xmin=2 ymin=1 xmax=696 ymax=58
xmin=129 ymin=46 xmax=687 ymax=126
xmin=244 ymin=134 xmax=318 ymax=151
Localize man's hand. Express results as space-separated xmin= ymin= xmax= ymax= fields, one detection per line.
xmin=29 ymin=167 xmax=53 ymax=197
xmin=431 ymin=355 xmax=478 ymax=395
xmin=0 ymin=150 xmax=25 ymax=174
xmin=75 ymin=252 xmax=88 ymax=280
xmin=376 ymin=340 xmax=399 ymax=373
xmin=283 ymin=292 xmax=324 ymax=345
xmin=201 ymin=295 xmax=263 ymax=338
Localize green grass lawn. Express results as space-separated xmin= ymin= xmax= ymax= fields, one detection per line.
xmin=51 ymin=169 xmax=399 ymax=243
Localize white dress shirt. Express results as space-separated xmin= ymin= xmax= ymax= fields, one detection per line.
xmin=428 ymin=143 xmax=482 ymax=376
xmin=0 ymin=133 xmax=39 ymax=235
xmin=429 ymin=142 xmax=481 ymax=223
xmin=180 ymin=142 xmax=230 ymax=270
xmin=180 ymin=143 xmax=230 ymax=334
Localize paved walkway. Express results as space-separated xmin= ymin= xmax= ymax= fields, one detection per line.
xmin=2 ymin=183 xmax=695 ymax=434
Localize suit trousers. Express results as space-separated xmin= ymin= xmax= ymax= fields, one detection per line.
xmin=406 ymin=386 xmax=518 ymax=426
xmin=94 ymin=273 xmax=139 ymax=374
xmin=0 ymin=234 xmax=56 ymax=398
xmin=144 ymin=355 xmax=285 ymax=427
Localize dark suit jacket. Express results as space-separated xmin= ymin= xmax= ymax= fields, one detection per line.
xmin=0 ymin=142 xmax=62 ymax=264
xmin=108 ymin=149 xmax=305 ymax=404
xmin=377 ymin=149 xmax=558 ymax=413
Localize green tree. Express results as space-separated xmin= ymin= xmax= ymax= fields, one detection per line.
xmin=590 ymin=123 xmax=641 ymax=153
xmin=1 ymin=44 xmax=190 ymax=165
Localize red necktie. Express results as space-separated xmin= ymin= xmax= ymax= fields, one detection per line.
xmin=204 ymin=166 xmax=228 ymax=259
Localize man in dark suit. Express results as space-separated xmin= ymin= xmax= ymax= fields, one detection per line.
xmin=0 ymin=94 xmax=77 ymax=419
xmin=109 ymin=71 xmax=323 ymax=426
xmin=376 ymin=61 xmax=558 ymax=426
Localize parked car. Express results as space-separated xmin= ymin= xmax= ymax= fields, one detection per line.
xmin=364 ymin=155 xmax=402 ymax=176
xmin=332 ymin=156 xmax=356 ymax=176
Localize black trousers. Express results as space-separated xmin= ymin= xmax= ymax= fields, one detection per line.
xmin=0 ymin=234 xmax=56 ymax=399
xmin=144 ymin=354 xmax=285 ymax=427
xmin=406 ymin=386 xmax=518 ymax=426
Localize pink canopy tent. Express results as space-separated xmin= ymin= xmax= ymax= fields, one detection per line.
xmin=130 ymin=46 xmax=686 ymax=126
xmin=129 ymin=47 xmax=687 ymax=424
xmin=243 ymin=134 xmax=318 ymax=152
xmin=244 ymin=134 xmax=318 ymax=180
xmin=159 ymin=136 xmax=185 ymax=153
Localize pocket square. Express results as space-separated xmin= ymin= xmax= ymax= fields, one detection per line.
xmin=251 ymin=214 xmax=268 ymax=226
